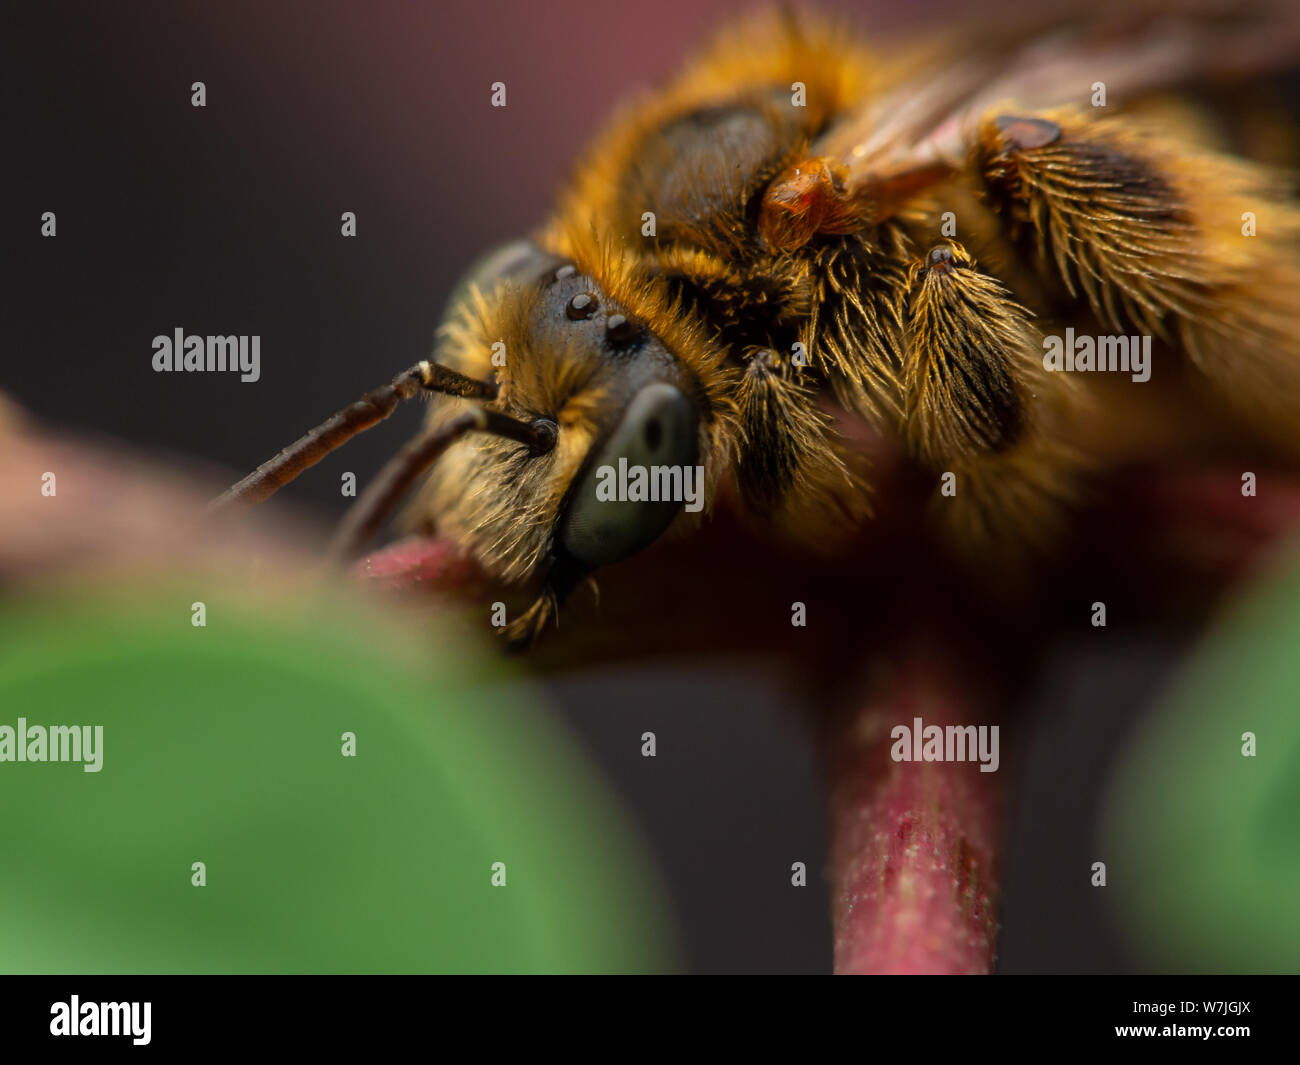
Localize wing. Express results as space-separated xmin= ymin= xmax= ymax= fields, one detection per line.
xmin=820 ymin=1 xmax=1300 ymax=210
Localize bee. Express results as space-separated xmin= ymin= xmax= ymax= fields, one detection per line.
xmin=212 ymin=5 xmax=1300 ymax=648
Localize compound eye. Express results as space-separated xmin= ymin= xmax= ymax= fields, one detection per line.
xmin=559 ymin=383 xmax=699 ymax=569
xmin=440 ymin=240 xmax=563 ymax=321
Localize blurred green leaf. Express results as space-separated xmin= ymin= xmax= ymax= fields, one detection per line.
xmin=0 ymin=582 xmax=677 ymax=973
xmin=1101 ymin=544 xmax=1300 ymax=972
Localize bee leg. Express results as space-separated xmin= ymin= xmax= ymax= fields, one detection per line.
xmin=808 ymin=231 xmax=910 ymax=428
xmin=975 ymin=108 xmax=1300 ymax=454
xmin=902 ymin=240 xmax=1029 ymax=464
xmin=501 ymin=587 xmax=560 ymax=653
xmin=501 ymin=553 xmax=588 ymax=652
xmin=735 ymin=347 xmax=870 ymax=535
xmin=902 ymin=239 xmax=1088 ymax=555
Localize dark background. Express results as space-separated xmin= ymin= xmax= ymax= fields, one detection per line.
xmin=2 ymin=0 xmax=1268 ymax=972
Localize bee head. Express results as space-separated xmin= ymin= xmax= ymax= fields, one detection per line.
xmin=420 ymin=240 xmax=731 ymax=646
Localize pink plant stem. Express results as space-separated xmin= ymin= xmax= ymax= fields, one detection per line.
xmin=824 ymin=652 xmax=1003 ymax=975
